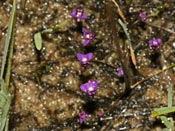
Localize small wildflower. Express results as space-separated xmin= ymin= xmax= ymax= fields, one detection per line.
xmin=97 ymin=111 xmax=104 ymax=117
xmin=149 ymin=38 xmax=161 ymax=49
xmin=80 ymin=80 xmax=98 ymax=95
xmin=70 ymin=8 xmax=87 ymax=21
xmin=82 ymin=28 xmax=94 ymax=46
xmin=79 ymin=111 xmax=89 ymax=124
xmin=117 ymin=67 xmax=124 ymax=77
xmin=76 ymin=52 xmax=93 ymax=65
xmin=139 ymin=11 xmax=147 ymax=21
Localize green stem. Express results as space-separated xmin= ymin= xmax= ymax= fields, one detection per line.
xmin=5 ymin=25 xmax=15 ymax=90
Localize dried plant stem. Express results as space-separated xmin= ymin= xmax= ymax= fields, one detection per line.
xmin=145 ymin=22 xmax=175 ymax=35
xmin=131 ymin=64 xmax=175 ymax=88
xmin=111 ymin=0 xmax=127 ymax=23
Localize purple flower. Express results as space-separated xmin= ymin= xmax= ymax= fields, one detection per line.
xmin=82 ymin=28 xmax=94 ymax=46
xmin=79 ymin=111 xmax=89 ymax=124
xmin=139 ymin=11 xmax=147 ymax=21
xmin=76 ymin=52 xmax=93 ymax=65
xmin=80 ymin=80 xmax=98 ymax=95
xmin=149 ymin=38 xmax=161 ymax=49
xmin=117 ymin=67 xmax=124 ymax=77
xmin=70 ymin=8 xmax=87 ymax=21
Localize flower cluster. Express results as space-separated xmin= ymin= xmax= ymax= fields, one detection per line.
xmin=71 ymin=8 xmax=97 ymax=94
xmin=138 ymin=11 xmax=162 ymax=50
xmin=71 ymin=8 xmax=98 ymax=124
xmin=71 ymin=8 xmax=94 ymax=47
xmin=70 ymin=7 xmax=163 ymax=125
xmin=71 ymin=8 xmax=162 ymax=125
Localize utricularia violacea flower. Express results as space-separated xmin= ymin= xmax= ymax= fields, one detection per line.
xmin=82 ymin=28 xmax=94 ymax=46
xmin=149 ymin=38 xmax=161 ymax=49
xmin=139 ymin=11 xmax=147 ymax=21
xmin=116 ymin=67 xmax=124 ymax=77
xmin=71 ymin=8 xmax=87 ymax=21
xmin=76 ymin=52 xmax=93 ymax=65
xmin=79 ymin=111 xmax=89 ymax=124
xmin=80 ymin=80 xmax=98 ymax=95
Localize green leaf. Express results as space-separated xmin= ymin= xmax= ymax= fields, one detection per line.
xmin=55 ymin=20 xmax=69 ymax=31
xmin=151 ymin=107 xmax=175 ymax=117
xmin=41 ymin=28 xmax=53 ymax=34
xmin=34 ymin=32 xmax=42 ymax=50
xmin=173 ymin=67 xmax=175 ymax=73
xmin=161 ymin=128 xmax=171 ymax=131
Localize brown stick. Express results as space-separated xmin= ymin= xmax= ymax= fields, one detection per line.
xmin=111 ymin=0 xmax=127 ymax=23
xmin=131 ymin=64 xmax=175 ymax=88
xmin=145 ymin=22 xmax=175 ymax=35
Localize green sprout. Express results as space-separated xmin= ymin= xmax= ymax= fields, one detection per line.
xmin=34 ymin=20 xmax=70 ymax=51
xmin=151 ymin=85 xmax=174 ymax=131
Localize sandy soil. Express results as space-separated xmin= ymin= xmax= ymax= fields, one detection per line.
xmin=0 ymin=0 xmax=175 ymax=130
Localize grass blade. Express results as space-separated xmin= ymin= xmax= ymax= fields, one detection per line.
xmin=151 ymin=107 xmax=175 ymax=117
xmin=0 ymin=80 xmax=11 ymax=131
xmin=0 ymin=0 xmax=16 ymax=80
xmin=0 ymin=0 xmax=16 ymax=130
xmin=160 ymin=116 xmax=174 ymax=130
xmin=161 ymin=128 xmax=171 ymax=131
xmin=168 ymin=84 xmax=173 ymax=108
xmin=118 ymin=19 xmax=137 ymax=67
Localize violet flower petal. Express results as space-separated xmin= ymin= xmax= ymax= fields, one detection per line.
xmin=86 ymin=52 xmax=93 ymax=61
xmin=92 ymin=80 xmax=98 ymax=88
xmin=156 ymin=38 xmax=161 ymax=43
xmin=80 ymin=84 xmax=88 ymax=93
xmin=79 ymin=118 xmax=83 ymax=124
xmin=83 ymin=39 xmax=91 ymax=46
xmin=149 ymin=39 xmax=153 ymax=45
xmin=76 ymin=53 xmax=84 ymax=63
